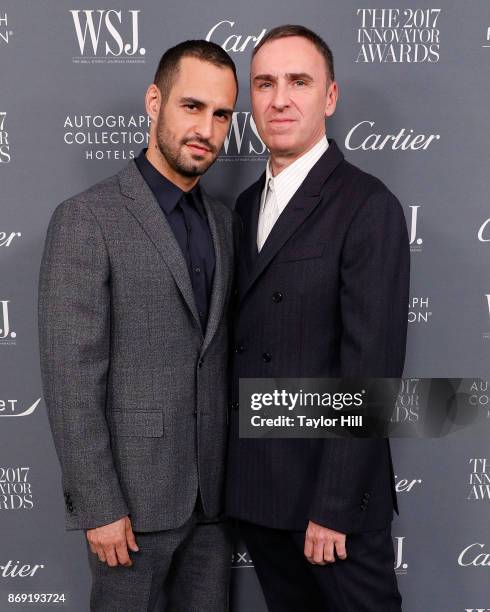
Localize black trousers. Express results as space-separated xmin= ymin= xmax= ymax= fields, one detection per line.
xmin=238 ymin=520 xmax=402 ymax=612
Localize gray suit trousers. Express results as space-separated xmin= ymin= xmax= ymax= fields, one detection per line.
xmin=87 ymin=498 xmax=231 ymax=612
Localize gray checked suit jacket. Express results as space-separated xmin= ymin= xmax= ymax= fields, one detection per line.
xmin=38 ymin=160 xmax=235 ymax=532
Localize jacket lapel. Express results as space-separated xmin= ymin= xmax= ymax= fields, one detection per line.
xmin=238 ymin=174 xmax=264 ymax=290
xmin=244 ymin=176 xmax=264 ymax=266
xmin=239 ymin=139 xmax=345 ymax=304
xmin=118 ymin=160 xmax=202 ymax=335
xmin=201 ymin=190 xmax=229 ymax=354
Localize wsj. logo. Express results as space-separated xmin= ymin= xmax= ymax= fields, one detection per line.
xmin=478 ymin=219 xmax=490 ymax=242
xmin=219 ymin=112 xmax=267 ymax=161
xmin=458 ymin=543 xmax=490 ymax=567
xmin=0 ymin=398 xmax=41 ymax=418
xmin=0 ymin=112 xmax=10 ymax=164
xmin=0 ymin=560 xmax=44 ymax=578
xmin=0 ymin=13 xmax=13 ymax=45
xmin=0 ymin=301 xmax=16 ymax=345
xmin=408 ymin=205 xmax=423 ymax=251
xmin=465 ymin=609 xmax=490 ymax=612
xmin=70 ymin=10 xmax=145 ymax=61
xmin=206 ymin=20 xmax=266 ymax=52
xmin=467 ymin=458 xmax=490 ymax=501
xmin=392 ymin=378 xmax=420 ymax=423
xmin=0 ymin=467 xmax=34 ymax=511
xmin=394 ymin=536 xmax=408 ymax=574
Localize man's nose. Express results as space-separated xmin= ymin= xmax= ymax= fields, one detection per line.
xmin=194 ymin=112 xmax=214 ymax=141
xmin=271 ymin=81 xmax=290 ymax=110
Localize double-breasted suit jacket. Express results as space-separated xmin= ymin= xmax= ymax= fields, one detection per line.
xmin=226 ymin=139 xmax=410 ymax=534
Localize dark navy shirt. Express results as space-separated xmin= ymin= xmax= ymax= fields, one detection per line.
xmin=135 ymin=149 xmax=215 ymax=331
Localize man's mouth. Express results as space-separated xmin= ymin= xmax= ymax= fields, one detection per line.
xmin=268 ymin=118 xmax=296 ymax=128
xmin=186 ymin=142 xmax=212 ymax=154
xmin=269 ymin=118 xmax=295 ymax=123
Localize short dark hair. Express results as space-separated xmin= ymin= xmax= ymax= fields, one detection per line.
xmin=154 ymin=40 xmax=238 ymax=103
xmin=252 ymin=25 xmax=335 ymax=83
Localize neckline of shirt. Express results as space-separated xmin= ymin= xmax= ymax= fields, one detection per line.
xmin=263 ymin=136 xmax=329 ymax=214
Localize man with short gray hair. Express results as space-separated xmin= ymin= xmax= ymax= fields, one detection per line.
xmin=226 ymin=24 xmax=409 ymax=611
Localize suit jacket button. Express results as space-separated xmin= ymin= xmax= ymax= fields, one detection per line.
xmin=363 ymin=492 xmax=370 ymax=500
xmin=360 ymin=503 xmax=367 ymax=511
xmin=272 ymin=292 xmax=283 ymax=303
xmin=232 ymin=401 xmax=239 ymax=411
xmin=262 ymin=352 xmax=272 ymax=363
xmin=235 ymin=345 xmax=245 ymax=354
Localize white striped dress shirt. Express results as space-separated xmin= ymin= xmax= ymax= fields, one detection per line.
xmin=257 ymin=135 xmax=329 ymax=251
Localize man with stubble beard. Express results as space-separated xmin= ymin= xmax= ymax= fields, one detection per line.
xmin=38 ymin=40 xmax=238 ymax=611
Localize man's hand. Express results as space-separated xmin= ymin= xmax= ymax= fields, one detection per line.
xmin=86 ymin=516 xmax=139 ymax=567
xmin=304 ymin=520 xmax=347 ymax=565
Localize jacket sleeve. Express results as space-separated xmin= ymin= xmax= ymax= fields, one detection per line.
xmin=38 ymin=199 xmax=129 ymax=530
xmin=308 ymin=189 xmax=410 ymax=533
xmin=339 ymin=189 xmax=410 ymax=378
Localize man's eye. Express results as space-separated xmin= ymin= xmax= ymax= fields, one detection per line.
xmin=294 ymin=80 xmax=306 ymax=87
xmin=185 ymin=104 xmax=197 ymax=110
xmin=259 ymin=82 xmax=272 ymax=89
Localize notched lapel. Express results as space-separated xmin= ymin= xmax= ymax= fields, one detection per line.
xmin=201 ymin=191 xmax=230 ymax=354
xmin=237 ymin=174 xmax=264 ymax=300
xmin=118 ymin=161 xmax=202 ymax=334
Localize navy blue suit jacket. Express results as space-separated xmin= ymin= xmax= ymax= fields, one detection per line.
xmin=226 ymin=139 xmax=410 ymax=534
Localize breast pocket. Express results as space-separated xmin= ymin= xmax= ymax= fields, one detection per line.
xmin=274 ymin=242 xmax=326 ymax=263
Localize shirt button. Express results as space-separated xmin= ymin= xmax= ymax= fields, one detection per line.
xmin=272 ymin=292 xmax=283 ymax=303
xmin=262 ymin=352 xmax=272 ymax=363
xmin=195 ymin=267 xmax=201 ymax=274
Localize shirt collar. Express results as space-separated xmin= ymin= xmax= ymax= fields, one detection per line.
xmin=263 ymin=135 xmax=329 ymax=214
xmin=135 ymin=148 xmax=203 ymax=216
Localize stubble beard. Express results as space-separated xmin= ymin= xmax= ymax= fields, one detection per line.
xmin=156 ymin=118 xmax=217 ymax=178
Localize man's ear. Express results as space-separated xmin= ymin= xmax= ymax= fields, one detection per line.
xmin=145 ymin=84 xmax=162 ymax=123
xmin=325 ymin=81 xmax=338 ymax=119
